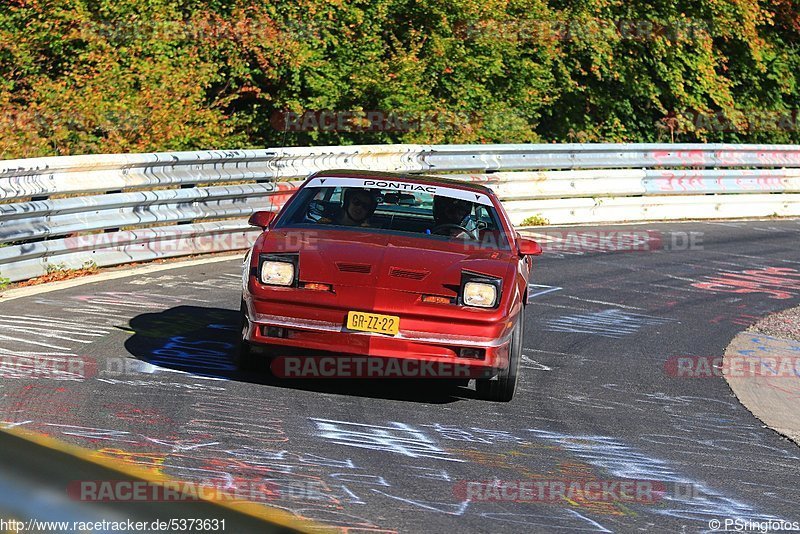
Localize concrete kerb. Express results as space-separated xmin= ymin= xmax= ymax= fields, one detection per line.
xmin=0 ymin=253 xmax=243 ymax=302
xmin=723 ymin=310 xmax=800 ymax=447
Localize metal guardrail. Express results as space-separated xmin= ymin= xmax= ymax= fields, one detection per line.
xmin=0 ymin=427 xmax=313 ymax=533
xmin=1 ymin=143 xmax=800 ymax=283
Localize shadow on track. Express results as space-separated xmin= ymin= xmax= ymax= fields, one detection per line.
xmin=123 ymin=305 xmax=472 ymax=405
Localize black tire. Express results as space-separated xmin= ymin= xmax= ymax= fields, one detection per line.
xmin=475 ymin=309 xmax=524 ymax=402
xmin=235 ymin=300 xmax=259 ymax=371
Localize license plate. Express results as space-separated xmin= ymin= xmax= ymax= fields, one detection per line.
xmin=346 ymin=311 xmax=400 ymax=335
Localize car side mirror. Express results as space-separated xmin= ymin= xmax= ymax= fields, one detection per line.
xmin=248 ymin=211 xmax=276 ymax=230
xmin=517 ymin=237 xmax=542 ymax=256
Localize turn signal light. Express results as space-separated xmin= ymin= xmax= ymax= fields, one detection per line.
xmin=422 ymin=295 xmax=453 ymax=304
xmin=302 ymin=282 xmax=333 ymax=292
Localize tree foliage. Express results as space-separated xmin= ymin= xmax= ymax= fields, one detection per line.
xmin=1 ymin=0 xmax=799 ymax=158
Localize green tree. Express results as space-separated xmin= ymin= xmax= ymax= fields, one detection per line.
xmin=1 ymin=0 xmax=799 ymax=159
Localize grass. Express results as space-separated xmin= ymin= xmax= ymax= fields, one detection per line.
xmin=14 ymin=260 xmax=100 ymax=287
xmin=45 ymin=260 xmax=98 ymax=275
xmin=520 ymin=214 xmax=550 ymax=226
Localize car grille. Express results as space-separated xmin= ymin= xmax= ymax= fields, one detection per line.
xmin=336 ymin=262 xmax=372 ymax=274
xmin=389 ymin=267 xmax=429 ymax=280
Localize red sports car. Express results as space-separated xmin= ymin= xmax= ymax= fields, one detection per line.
xmin=238 ymin=170 xmax=542 ymax=401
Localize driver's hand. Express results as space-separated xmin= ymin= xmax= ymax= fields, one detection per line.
xmin=429 ymin=226 xmax=470 ymax=239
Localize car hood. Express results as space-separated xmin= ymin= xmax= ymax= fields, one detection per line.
xmin=262 ymin=228 xmax=516 ymax=295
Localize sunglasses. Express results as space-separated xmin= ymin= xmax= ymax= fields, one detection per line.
xmin=447 ymin=203 xmax=471 ymax=213
xmin=350 ymin=197 xmax=377 ymax=208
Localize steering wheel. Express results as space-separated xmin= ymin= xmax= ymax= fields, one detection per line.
xmin=430 ymin=223 xmax=477 ymax=240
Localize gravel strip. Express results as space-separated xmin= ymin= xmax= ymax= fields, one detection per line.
xmin=748 ymin=305 xmax=800 ymax=340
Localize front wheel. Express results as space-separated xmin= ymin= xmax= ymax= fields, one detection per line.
xmin=235 ymin=300 xmax=259 ymax=371
xmin=475 ymin=310 xmax=524 ymax=402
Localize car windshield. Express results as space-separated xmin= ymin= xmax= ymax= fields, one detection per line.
xmin=276 ymin=177 xmax=511 ymax=250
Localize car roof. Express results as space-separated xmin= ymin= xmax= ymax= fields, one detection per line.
xmin=308 ymin=169 xmax=496 ymax=196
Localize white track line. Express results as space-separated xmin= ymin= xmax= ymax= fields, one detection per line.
xmin=0 ymin=254 xmax=242 ymax=302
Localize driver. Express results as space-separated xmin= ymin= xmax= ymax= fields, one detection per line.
xmin=320 ymin=188 xmax=378 ymax=227
xmin=431 ymin=196 xmax=474 ymax=238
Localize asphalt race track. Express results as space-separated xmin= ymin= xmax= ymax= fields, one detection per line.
xmin=2 ymin=219 xmax=800 ymax=533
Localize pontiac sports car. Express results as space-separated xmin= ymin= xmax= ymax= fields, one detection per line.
xmin=238 ymin=170 xmax=542 ymax=401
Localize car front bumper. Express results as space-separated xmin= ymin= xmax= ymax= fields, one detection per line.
xmin=242 ymin=300 xmax=516 ymax=372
